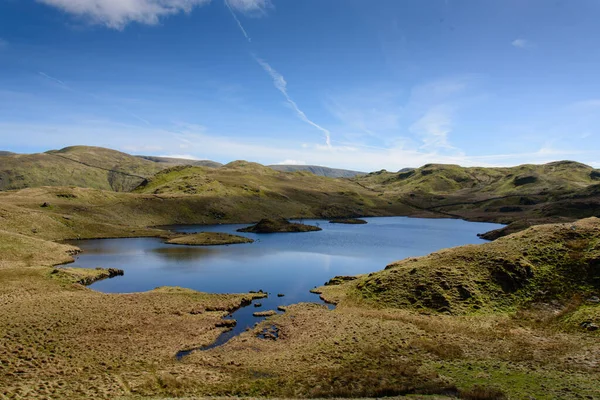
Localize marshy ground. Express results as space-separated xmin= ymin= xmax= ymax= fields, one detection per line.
xmin=0 ymin=219 xmax=598 ymax=399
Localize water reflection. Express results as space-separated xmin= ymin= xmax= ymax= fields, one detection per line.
xmin=151 ymin=246 xmax=218 ymax=262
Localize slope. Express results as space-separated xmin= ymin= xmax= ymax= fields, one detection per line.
xmin=269 ymin=164 xmax=366 ymax=178
xmin=355 ymin=161 xmax=600 ymax=231
xmin=136 ymin=155 xmax=222 ymax=168
xmin=0 ymin=146 xmax=166 ymax=192
xmin=319 ymin=217 xmax=600 ymax=314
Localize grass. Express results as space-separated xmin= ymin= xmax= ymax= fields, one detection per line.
xmin=1 ymin=215 xmax=599 ymax=398
xmin=167 ymin=299 xmax=599 ymax=399
xmin=356 ymin=161 xmax=600 ymax=236
xmin=166 ymin=232 xmax=254 ymax=246
xmin=3 ymin=146 xmax=600 ymax=240
xmin=0 ymin=218 xmax=269 ymax=399
xmin=317 ymin=218 xmax=600 ymax=315
xmin=0 ymin=146 xmax=170 ymax=192
xmin=2 ymin=149 xmax=600 ymax=398
xmin=238 ymin=218 xmax=322 ymax=233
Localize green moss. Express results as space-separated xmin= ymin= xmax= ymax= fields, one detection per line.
xmin=320 ymin=218 xmax=600 ymax=315
xmin=435 ymin=361 xmax=600 ymax=400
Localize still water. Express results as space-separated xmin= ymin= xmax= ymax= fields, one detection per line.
xmin=64 ymin=217 xmax=503 ymax=353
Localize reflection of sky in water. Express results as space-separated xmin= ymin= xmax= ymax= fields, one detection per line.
xmin=65 ymin=217 xmax=503 ymax=303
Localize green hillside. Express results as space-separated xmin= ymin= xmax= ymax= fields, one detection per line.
xmin=0 ymin=146 xmax=165 ymax=192
xmin=358 ymin=161 xmax=598 ymax=196
xmin=136 ymin=155 xmax=222 ymax=168
xmin=320 ymin=217 xmax=600 ymax=315
xmin=269 ymin=164 xmax=366 ymax=178
xmin=0 ymin=146 xmax=225 ymax=192
xmin=353 ymin=161 xmax=600 ymax=231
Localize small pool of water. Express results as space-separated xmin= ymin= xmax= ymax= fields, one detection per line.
xmin=63 ymin=217 xmax=502 ymax=354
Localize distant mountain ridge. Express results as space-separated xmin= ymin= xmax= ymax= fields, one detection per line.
xmin=136 ymin=156 xmax=222 ymax=169
xmin=0 ymin=151 xmax=16 ymax=156
xmin=269 ymin=164 xmax=366 ymax=178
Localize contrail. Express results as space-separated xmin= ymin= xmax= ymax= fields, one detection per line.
xmin=224 ymin=0 xmax=251 ymax=42
xmin=221 ymin=1 xmax=332 ymax=147
xmin=39 ymin=72 xmax=68 ymax=87
xmin=254 ymin=57 xmax=332 ymax=147
xmin=38 ymin=71 xmax=152 ymax=126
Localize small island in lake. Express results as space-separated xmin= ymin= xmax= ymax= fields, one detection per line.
xmin=167 ymin=232 xmax=254 ymax=246
xmin=238 ymin=218 xmax=322 ymax=233
xmin=329 ymin=218 xmax=368 ymax=224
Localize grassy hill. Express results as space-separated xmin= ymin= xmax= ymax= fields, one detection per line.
xmin=2 ymin=145 xmax=599 ymax=237
xmin=358 ymin=161 xmax=598 ymax=196
xmin=0 ymin=146 xmax=166 ymax=192
xmin=355 ymin=161 xmax=600 ymax=231
xmin=0 ymin=146 xmax=224 ymax=192
xmin=132 ymin=162 xmax=403 ymax=220
xmin=319 ymin=217 xmax=600 ymax=315
xmin=136 ymin=155 xmax=222 ymax=168
xmin=269 ymin=164 xmax=366 ymax=178
xmin=0 ymin=174 xmax=409 ymax=243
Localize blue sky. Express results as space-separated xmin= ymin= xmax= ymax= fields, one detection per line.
xmin=1 ymin=0 xmax=599 ymax=171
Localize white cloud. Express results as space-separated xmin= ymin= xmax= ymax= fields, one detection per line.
xmin=227 ymin=0 xmax=271 ymax=15
xmin=224 ymin=0 xmax=252 ymax=41
xmin=409 ymin=105 xmax=462 ymax=154
xmin=569 ymin=99 xmax=600 ymax=109
xmin=38 ymin=0 xmax=212 ymax=29
xmin=254 ymin=56 xmax=332 ymax=147
xmin=512 ymin=38 xmax=531 ymax=49
xmin=37 ymin=0 xmax=270 ymax=29
xmin=1 ymin=120 xmax=599 ymax=171
xmin=326 ymin=92 xmax=402 ymax=139
xmin=158 ymin=153 xmax=199 ymax=159
xmin=277 ymin=159 xmax=306 ymax=165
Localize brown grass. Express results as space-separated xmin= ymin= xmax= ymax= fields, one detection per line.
xmin=166 ymin=232 xmax=254 ymax=246
xmin=0 ymin=240 xmax=265 ymax=399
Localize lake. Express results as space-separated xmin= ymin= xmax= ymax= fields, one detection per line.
xmin=63 ymin=217 xmax=503 ymax=354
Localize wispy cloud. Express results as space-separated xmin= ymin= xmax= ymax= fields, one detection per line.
xmin=277 ymin=159 xmax=306 ymax=165
xmin=158 ymin=153 xmax=199 ymax=160
xmin=38 ymin=71 xmax=68 ymax=87
xmin=409 ymin=105 xmax=460 ymax=153
xmin=2 ymin=120 xmax=599 ymax=170
xmin=37 ymin=0 xmax=213 ymax=29
xmin=221 ymin=1 xmax=331 ymax=149
xmin=512 ymin=38 xmax=532 ymax=49
xmin=569 ymin=99 xmax=600 ymax=109
xmin=0 ymin=38 xmax=8 ymax=49
xmin=226 ymin=0 xmax=272 ymax=16
xmin=38 ymin=71 xmax=152 ymax=126
xmin=224 ymin=0 xmax=252 ymax=42
xmin=37 ymin=0 xmax=272 ymax=29
xmin=254 ymin=57 xmax=332 ymax=147
xmin=326 ymin=91 xmax=402 ymax=140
